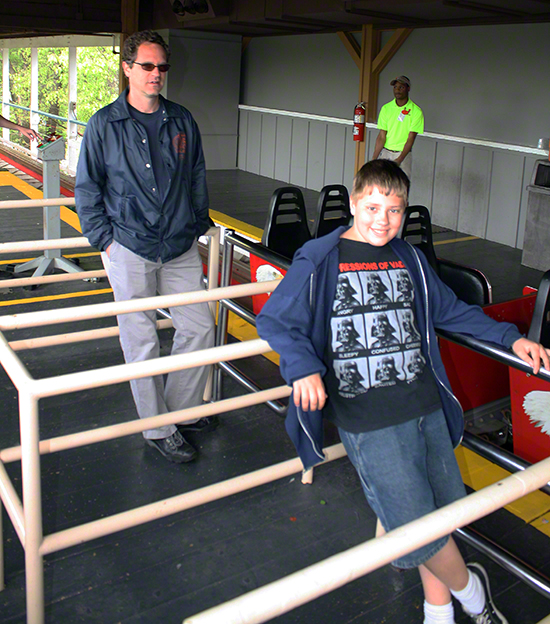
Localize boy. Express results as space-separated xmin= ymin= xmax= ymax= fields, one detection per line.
xmin=256 ymin=159 xmax=550 ymax=624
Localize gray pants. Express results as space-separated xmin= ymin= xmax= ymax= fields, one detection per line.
xmin=380 ymin=148 xmax=412 ymax=179
xmin=102 ymin=240 xmax=215 ymax=439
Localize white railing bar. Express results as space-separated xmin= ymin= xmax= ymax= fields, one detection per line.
xmin=0 ymin=332 xmax=33 ymax=391
xmin=4 ymin=269 xmax=106 ymax=289
xmin=0 ymin=197 xmax=76 ymax=209
xmin=8 ymin=319 xmax=172 ymax=352
xmin=183 ymin=456 xmax=550 ymax=624
xmin=29 ymin=338 xmax=272 ymax=399
xmin=0 ymin=279 xmax=280 ymax=331
xmin=0 ymin=237 xmax=90 ymax=254
xmin=0 ymin=386 xmax=291 ymax=464
xmin=0 ymin=460 xmax=24 ymax=543
xmin=40 ymin=443 xmax=346 ymax=556
xmin=535 ymin=616 xmax=550 ymax=624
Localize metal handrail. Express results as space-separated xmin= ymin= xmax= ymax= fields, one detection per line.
xmin=2 ymin=102 xmax=87 ymax=128
xmin=214 ymin=230 xmax=291 ymax=414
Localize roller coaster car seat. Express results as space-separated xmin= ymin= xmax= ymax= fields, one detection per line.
xmin=312 ymin=184 xmax=352 ymax=238
xmin=438 ymin=258 xmax=492 ymax=307
xmin=400 ymin=205 xmax=440 ymax=274
xmin=401 ymin=205 xmax=492 ymax=306
xmin=527 ymin=270 xmax=550 ymax=347
xmin=261 ymin=186 xmax=312 ymax=260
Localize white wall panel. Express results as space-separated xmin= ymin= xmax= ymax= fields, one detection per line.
xmin=458 ymin=146 xmax=491 ymax=238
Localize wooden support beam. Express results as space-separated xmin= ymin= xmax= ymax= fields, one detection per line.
xmin=337 ymin=31 xmax=360 ymax=69
xmin=354 ymin=24 xmax=379 ymax=174
xmin=119 ymin=0 xmax=140 ymax=94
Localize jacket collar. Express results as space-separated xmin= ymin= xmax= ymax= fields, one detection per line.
xmin=106 ymin=88 xmax=182 ymax=123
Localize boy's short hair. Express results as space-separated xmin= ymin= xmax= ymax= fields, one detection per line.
xmin=122 ymin=30 xmax=171 ymax=65
xmin=352 ymin=159 xmax=410 ymax=203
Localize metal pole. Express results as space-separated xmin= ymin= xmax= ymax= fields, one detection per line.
xmin=456 ymin=526 xmax=550 ymax=597
xmin=462 ymin=431 xmax=550 ymax=496
xmin=213 ymin=234 xmax=235 ymax=401
xmin=19 ymin=391 xmax=45 ymax=624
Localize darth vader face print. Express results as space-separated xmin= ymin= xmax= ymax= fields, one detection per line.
xmin=334 ymin=274 xmax=361 ymax=311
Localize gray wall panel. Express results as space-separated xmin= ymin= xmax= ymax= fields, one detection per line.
xmin=202 ymin=136 xmax=238 ymax=170
xmin=409 ymin=137 xmax=435 ymax=209
xmin=517 ymin=156 xmax=538 ymax=249
xmin=260 ymin=114 xmax=276 ymax=179
xmin=241 ymin=33 xmax=357 ymax=120
xmin=290 ymin=119 xmax=309 ymax=188
xmin=486 ymin=152 xmax=524 ymax=247
xmin=306 ymin=121 xmax=328 ymax=191
xmin=237 ymin=109 xmax=248 ymax=170
xmin=274 ymin=116 xmax=292 ymax=183
xmin=167 ymin=30 xmax=241 ymax=170
xmin=457 ymin=147 xmax=491 ymax=238
xmin=246 ymin=112 xmax=262 ymax=175
xmin=432 ymin=142 xmax=463 ymax=231
xmin=325 ymin=124 xmax=347 ymax=185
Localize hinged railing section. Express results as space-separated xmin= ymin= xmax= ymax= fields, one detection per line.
xmin=214 ymin=229 xmax=292 ymax=414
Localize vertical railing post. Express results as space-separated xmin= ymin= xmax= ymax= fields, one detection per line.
xmin=30 ymin=48 xmax=39 ymax=157
xmin=0 ymin=495 xmax=4 ymax=591
xmin=2 ymin=49 xmax=9 ymax=142
xmin=67 ymin=46 xmax=78 ymax=173
xmin=213 ymin=232 xmax=234 ymax=401
xmin=19 ymin=391 xmax=45 ymax=624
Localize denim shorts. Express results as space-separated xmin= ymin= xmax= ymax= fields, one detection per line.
xmin=338 ymin=408 xmax=466 ymax=569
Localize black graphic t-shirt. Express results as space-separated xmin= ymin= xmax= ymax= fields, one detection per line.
xmin=323 ymin=238 xmax=441 ymax=433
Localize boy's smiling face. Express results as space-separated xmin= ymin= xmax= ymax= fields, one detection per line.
xmin=345 ymin=186 xmax=406 ymax=246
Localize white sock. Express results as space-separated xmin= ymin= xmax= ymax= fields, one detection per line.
xmin=423 ymin=600 xmax=455 ymax=624
xmin=450 ymin=569 xmax=485 ymax=615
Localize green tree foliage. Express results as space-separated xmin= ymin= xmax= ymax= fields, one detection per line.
xmin=2 ymin=46 xmax=119 ymax=147
xmin=77 ymin=47 xmax=119 ymax=123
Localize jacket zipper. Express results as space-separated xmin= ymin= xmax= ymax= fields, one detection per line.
xmin=408 ymin=245 xmax=464 ymax=443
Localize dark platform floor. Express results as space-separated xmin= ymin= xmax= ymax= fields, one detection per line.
xmin=0 ymin=168 xmax=549 ymax=623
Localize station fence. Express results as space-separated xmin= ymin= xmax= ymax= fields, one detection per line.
xmin=0 ymin=195 xmax=549 ymax=624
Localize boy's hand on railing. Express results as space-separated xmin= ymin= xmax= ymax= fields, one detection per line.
xmin=293 ymin=373 xmax=327 ymax=412
xmin=512 ymin=337 xmax=550 ymax=375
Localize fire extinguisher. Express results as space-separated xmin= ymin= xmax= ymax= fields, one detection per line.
xmin=353 ymin=102 xmax=366 ymax=142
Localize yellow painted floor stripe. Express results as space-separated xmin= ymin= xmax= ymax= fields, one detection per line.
xmin=0 ymin=288 xmax=113 ymax=308
xmin=0 ymin=251 xmax=100 ymax=266
xmin=209 ymin=209 xmax=263 ymax=240
xmin=455 ymin=446 xmax=550 ymax=533
xmin=434 ymin=235 xmax=479 ymax=245
xmin=0 ymin=171 xmax=82 ymax=232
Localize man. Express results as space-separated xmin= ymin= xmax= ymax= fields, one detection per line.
xmin=372 ymin=75 xmax=424 ymax=178
xmin=75 ymin=30 xmax=216 ymax=464
xmin=0 ymin=115 xmax=40 ymax=142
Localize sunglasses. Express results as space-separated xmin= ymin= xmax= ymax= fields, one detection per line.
xmin=133 ymin=61 xmax=171 ymax=73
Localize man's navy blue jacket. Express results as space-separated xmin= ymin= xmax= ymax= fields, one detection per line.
xmin=75 ymin=89 xmax=209 ymax=262
xmin=256 ymin=227 xmax=522 ymax=471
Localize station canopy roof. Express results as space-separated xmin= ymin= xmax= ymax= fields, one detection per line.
xmin=2 ymin=0 xmax=550 ymax=40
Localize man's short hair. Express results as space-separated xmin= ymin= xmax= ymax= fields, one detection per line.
xmin=122 ymin=30 xmax=171 ymax=65
xmin=351 ymin=159 xmax=410 ymax=203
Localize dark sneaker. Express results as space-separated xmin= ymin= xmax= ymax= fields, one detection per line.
xmin=146 ymin=430 xmax=197 ymax=463
xmin=178 ymin=415 xmax=220 ymax=433
xmin=465 ymin=563 xmax=509 ymax=624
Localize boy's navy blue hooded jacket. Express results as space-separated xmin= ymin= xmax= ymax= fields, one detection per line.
xmin=256 ymin=227 xmax=522 ymax=471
